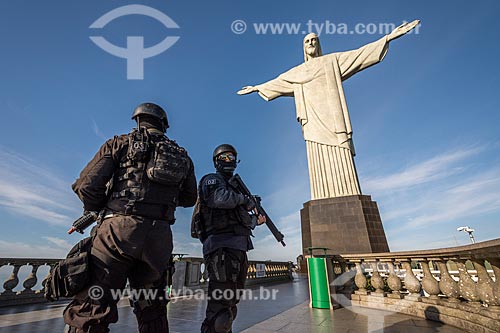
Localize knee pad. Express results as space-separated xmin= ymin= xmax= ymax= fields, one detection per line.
xmin=213 ymin=309 xmax=233 ymax=333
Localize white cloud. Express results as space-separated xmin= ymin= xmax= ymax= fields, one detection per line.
xmin=0 ymin=147 xmax=81 ymax=226
xmin=43 ymin=236 xmax=74 ymax=250
xmin=0 ymin=239 xmax=70 ymax=258
xmin=405 ymin=172 xmax=500 ymax=228
xmin=91 ymin=118 xmax=108 ymax=140
xmin=363 ymin=145 xmax=500 ymax=250
xmin=388 ymin=233 xmax=461 ymax=252
xmin=362 ymin=147 xmax=481 ymax=193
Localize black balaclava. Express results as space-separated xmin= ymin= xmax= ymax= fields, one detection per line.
xmin=137 ymin=115 xmax=165 ymax=133
xmin=215 ymin=156 xmax=237 ymax=177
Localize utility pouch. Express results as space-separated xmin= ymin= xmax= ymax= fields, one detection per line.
xmin=44 ymin=237 xmax=92 ymax=301
xmin=127 ymin=128 xmax=150 ymax=162
xmin=209 ymin=248 xmax=227 ymax=283
xmin=230 ymin=258 xmax=240 ymax=283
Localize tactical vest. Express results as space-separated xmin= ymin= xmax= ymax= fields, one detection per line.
xmin=106 ymin=129 xmax=188 ymax=221
xmin=198 ymin=173 xmax=252 ymax=238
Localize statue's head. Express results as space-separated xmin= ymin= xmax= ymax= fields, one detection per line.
xmin=303 ymin=33 xmax=322 ymax=62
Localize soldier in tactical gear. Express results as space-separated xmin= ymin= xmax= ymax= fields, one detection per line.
xmin=64 ymin=102 xmax=197 ymax=333
xmin=195 ymin=144 xmax=265 ymax=333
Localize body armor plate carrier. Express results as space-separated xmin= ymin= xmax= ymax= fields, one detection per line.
xmin=107 ymin=128 xmax=191 ymax=221
xmin=192 ymin=173 xmax=252 ymax=241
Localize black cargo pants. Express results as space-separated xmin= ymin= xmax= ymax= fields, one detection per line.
xmin=63 ymin=215 xmax=173 ymax=333
xmin=201 ymin=248 xmax=248 ymax=333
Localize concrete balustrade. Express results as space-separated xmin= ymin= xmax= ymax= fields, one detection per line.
xmin=0 ymin=257 xmax=293 ymax=307
xmin=0 ymin=258 xmax=59 ymax=307
xmin=325 ymin=238 xmax=500 ymax=333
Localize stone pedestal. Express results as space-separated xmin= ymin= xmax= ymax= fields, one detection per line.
xmin=301 ymin=195 xmax=389 ymax=254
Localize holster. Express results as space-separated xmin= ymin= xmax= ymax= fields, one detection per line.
xmin=207 ymin=248 xmax=240 ymax=284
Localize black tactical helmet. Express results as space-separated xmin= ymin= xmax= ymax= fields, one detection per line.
xmin=213 ymin=144 xmax=238 ymax=173
xmin=212 ymin=144 xmax=237 ymax=161
xmin=131 ymin=103 xmax=169 ymax=129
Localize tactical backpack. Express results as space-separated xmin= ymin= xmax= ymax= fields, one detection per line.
xmin=108 ymin=129 xmax=192 ymax=220
xmin=44 ymin=237 xmax=92 ymax=301
xmin=146 ymin=137 xmax=191 ymax=186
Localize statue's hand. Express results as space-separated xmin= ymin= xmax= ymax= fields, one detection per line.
xmin=387 ymin=19 xmax=420 ymax=41
xmin=237 ymin=86 xmax=257 ymax=95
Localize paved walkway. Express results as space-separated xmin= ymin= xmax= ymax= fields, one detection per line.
xmin=0 ymin=275 xmax=466 ymax=333
xmin=240 ymin=301 xmax=467 ymax=333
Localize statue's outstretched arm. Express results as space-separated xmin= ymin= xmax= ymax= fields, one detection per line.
xmin=387 ymin=20 xmax=420 ymax=42
xmin=237 ymin=86 xmax=258 ymax=95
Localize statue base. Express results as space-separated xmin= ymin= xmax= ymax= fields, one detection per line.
xmin=301 ymin=195 xmax=389 ymax=255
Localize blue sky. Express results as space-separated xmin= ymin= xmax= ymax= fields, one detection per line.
xmin=1 ymin=0 xmax=500 ymax=264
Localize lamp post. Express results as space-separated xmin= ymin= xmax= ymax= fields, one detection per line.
xmin=457 ymin=226 xmax=476 ymax=244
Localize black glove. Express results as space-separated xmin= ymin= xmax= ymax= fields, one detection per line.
xmin=241 ymin=195 xmax=256 ymax=211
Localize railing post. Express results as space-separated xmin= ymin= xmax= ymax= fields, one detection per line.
xmin=2 ymin=264 xmax=21 ymax=294
xmin=354 ymin=261 xmax=368 ymax=295
xmin=456 ymin=259 xmax=481 ymax=306
xmin=471 ymin=259 xmax=496 ymax=306
xmin=386 ymin=261 xmax=402 ymax=298
xmin=437 ymin=259 xmax=460 ymax=303
xmin=369 ymin=261 xmax=385 ymax=295
xmin=402 ymin=260 xmax=421 ymax=301
xmin=421 ymin=259 xmax=440 ymax=301
xmin=489 ymin=258 xmax=500 ymax=312
xmin=22 ymin=264 xmax=40 ymax=292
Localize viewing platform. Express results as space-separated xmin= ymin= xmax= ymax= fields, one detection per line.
xmin=2 ymin=240 xmax=500 ymax=332
xmin=0 ymin=276 xmax=466 ymax=333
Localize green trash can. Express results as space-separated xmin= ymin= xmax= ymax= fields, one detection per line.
xmin=306 ymin=247 xmax=331 ymax=309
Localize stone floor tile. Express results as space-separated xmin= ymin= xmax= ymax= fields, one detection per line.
xmin=411 ymin=318 xmax=446 ymax=328
xmin=240 ymin=328 xmax=279 ymax=333
xmin=278 ymin=322 xmax=346 ymax=333
xmin=248 ymin=319 xmax=290 ymax=331
xmin=434 ymin=325 xmax=472 ymax=333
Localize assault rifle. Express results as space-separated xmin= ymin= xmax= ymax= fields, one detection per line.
xmin=67 ymin=211 xmax=100 ymax=234
xmin=229 ymin=174 xmax=286 ymax=247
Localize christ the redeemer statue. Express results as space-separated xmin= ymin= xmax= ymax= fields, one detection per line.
xmin=238 ymin=20 xmax=420 ymax=200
